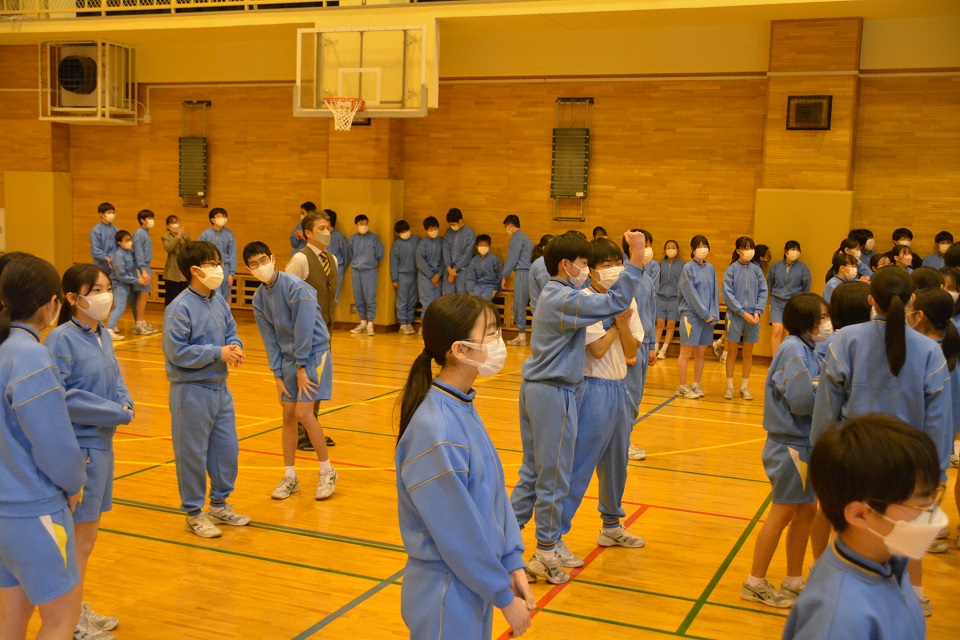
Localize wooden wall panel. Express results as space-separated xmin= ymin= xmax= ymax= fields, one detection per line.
xmin=769 ymin=18 xmax=862 ymax=73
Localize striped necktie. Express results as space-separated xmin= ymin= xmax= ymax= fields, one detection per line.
xmin=319 ymin=251 xmax=331 ymax=277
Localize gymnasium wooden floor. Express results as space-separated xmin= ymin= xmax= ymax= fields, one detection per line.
xmin=29 ymin=309 xmax=959 ymax=639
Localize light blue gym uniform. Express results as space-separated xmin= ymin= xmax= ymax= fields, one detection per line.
xmin=528 ymin=256 xmax=549 ymax=314
xmin=767 ymin=259 xmax=811 ymax=324
xmin=328 ymin=228 xmax=352 ymax=303
xmin=656 ymin=257 xmax=684 ymax=322
xmin=108 ymin=245 xmax=139 ymax=330
xmin=642 ymin=259 xmax=660 ymax=291
xmin=45 ymin=318 xmax=134 ymax=523
xmin=163 ymin=286 xmax=243 ymax=516
xmin=390 ymin=235 xmax=420 ymax=325
xmin=198 ymin=226 xmax=237 ymax=301
xmin=415 ymin=234 xmax=444 ymax=313
xmin=252 ymin=271 xmax=332 ymax=403
xmin=625 ymin=268 xmax=657 ymax=413
xmin=921 ymin=253 xmax=945 ymax=269
xmin=289 ymin=221 xmax=306 ymax=256
xmin=822 ymin=275 xmax=846 ymax=304
xmin=722 ymin=260 xmax=768 ymax=343
xmin=859 ymin=248 xmax=874 ymax=272
xmin=677 ymin=259 xmax=719 ymax=346
xmin=132 ymin=226 xmax=153 ymax=294
xmin=466 ymin=253 xmax=503 ymax=301
xmin=90 ymin=221 xmax=119 ymax=274
xmin=782 ymin=539 xmax=924 ymax=640
xmin=503 ymin=230 xmax=533 ymax=332
xmin=511 ymin=263 xmax=643 ymax=548
xmin=0 ymin=324 xmax=86 ymax=604
xmin=762 ymin=335 xmax=819 ymax=504
xmin=349 ymin=230 xmax=384 ymax=322
xmin=442 ymin=224 xmax=476 ymax=295
xmin=397 ymin=380 xmax=525 ymax=640
xmin=811 ymin=319 xmax=953 ymax=479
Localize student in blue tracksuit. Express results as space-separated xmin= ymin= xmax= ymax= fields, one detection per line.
xmin=348 ymin=214 xmax=384 ymax=336
xmin=654 ymin=240 xmax=684 ymax=360
xmin=244 ymin=242 xmax=338 ymax=503
xmin=162 ymin=241 xmax=249 ymax=540
xmin=815 ymin=281 xmax=871 ymax=362
xmin=675 ymin=235 xmax=719 ymax=400
xmin=89 ymin=202 xmax=118 ymax=275
xmin=106 ymin=231 xmax=138 ymax=342
xmin=721 ymin=236 xmax=768 ymax=401
xmin=848 ymin=228 xmax=875 ymax=273
xmin=132 ymin=209 xmax=158 ymax=336
xmin=442 ymin=208 xmax=476 ymax=295
xmin=289 ymin=201 xmax=314 ymax=256
xmin=921 ymin=230 xmax=952 ymax=270
xmin=390 ymin=220 xmax=420 ymax=335
xmin=528 ymin=234 xmax=553 ymax=314
xmin=325 ymin=209 xmax=352 ymax=304
xmin=0 ymin=255 xmax=86 ymax=640
xmin=890 ymin=244 xmax=915 ymax=273
xmin=822 ymin=253 xmax=859 ymax=304
xmin=558 ymin=239 xmax=646 ymax=555
xmin=198 ymin=207 xmax=237 ymax=303
xmin=415 ymin=216 xmax=443 ymax=316
xmin=829 ymin=237 xmax=871 ymax=281
xmin=511 ymin=231 xmax=648 ymax=585
xmin=783 ymin=415 xmax=943 ymax=640
xmin=893 ymin=227 xmax=914 ymax=249
xmin=942 ymin=267 xmax=960 ymax=332
xmin=466 ymin=235 xmax=503 ymax=301
xmin=621 ymin=232 xmax=657 ymax=461
xmin=768 ymin=240 xmax=811 ymax=354
xmin=396 ymin=294 xmax=534 ymax=640
xmin=46 ymin=264 xmax=134 ymax=638
xmin=740 ymin=294 xmax=827 ymax=610
xmin=502 ymin=215 xmax=533 ymax=346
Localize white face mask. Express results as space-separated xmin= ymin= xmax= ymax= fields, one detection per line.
xmin=643 ymin=246 xmax=654 ymax=262
xmin=812 ymin=319 xmax=833 ymax=342
xmin=596 ymin=265 xmax=624 ymax=290
xmin=867 ymin=505 xmax=948 ymax=560
xmin=477 ymin=246 xmax=490 ymax=256
xmin=195 ymin=265 xmax=224 ymax=290
xmin=740 ymin=249 xmax=755 ymax=262
xmin=313 ymin=230 xmax=331 ymax=247
xmin=665 ymin=249 xmax=678 ymax=259
xmin=864 ymin=238 xmax=875 ymax=251
xmin=427 ymin=229 xmax=439 ymax=239
xmin=842 ymin=268 xmax=858 ymax=281
xmin=694 ymin=247 xmax=709 ymax=261
xmin=939 ymin=243 xmax=952 ymax=254
xmin=145 ymin=218 xmax=155 ymax=229
xmin=121 ymin=242 xmax=133 ymax=251
xmin=565 ymin=262 xmax=589 ymax=288
xmin=358 ymin=224 xmax=369 ymax=234
xmin=79 ymin=292 xmax=114 ymax=321
xmin=251 ymin=261 xmax=276 ymax=284
xmin=898 ymin=240 xmax=912 ymax=247
xmin=460 ymin=335 xmax=507 ymax=378
xmin=948 ymin=290 xmax=960 ymax=303
xmin=168 ymin=224 xmax=181 ymax=234
xmin=103 ymin=213 xmax=116 ymax=224
xmin=400 ymin=231 xmax=411 ymax=240
xmin=851 ymin=249 xmax=861 ymax=259
xmin=213 ymin=217 xmax=227 ymax=228
xmin=786 ymin=250 xmax=800 ymax=262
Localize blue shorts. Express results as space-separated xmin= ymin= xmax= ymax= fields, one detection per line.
xmin=727 ymin=313 xmax=760 ymax=343
xmin=280 ymin=349 xmax=332 ymax=403
xmin=73 ymin=447 xmax=114 ymax=523
xmin=656 ymin=299 xmax=679 ymax=322
xmin=679 ymin=314 xmax=714 ymax=346
xmin=133 ymin=266 xmax=151 ymax=293
xmin=0 ymin=506 xmax=79 ymax=604
xmin=769 ymin=298 xmax=787 ymax=324
xmin=762 ymin=439 xmax=815 ymax=505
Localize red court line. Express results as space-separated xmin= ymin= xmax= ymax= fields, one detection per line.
xmin=495 ymin=505 xmax=650 ymax=640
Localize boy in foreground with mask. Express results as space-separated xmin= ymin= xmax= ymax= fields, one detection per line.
xmin=162 ymin=241 xmax=249 ymax=538
xmin=782 ymin=414 xmax=944 ymax=639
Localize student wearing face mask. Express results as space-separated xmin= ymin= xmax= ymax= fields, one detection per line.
xmin=721 ymin=237 xmax=768 ymax=401
xmin=528 ymin=234 xmax=554 ymax=315
xmin=390 ymin=220 xmax=420 ymax=335
xmin=768 ymin=241 xmax=811 ymax=355
xmin=396 ymin=294 xmax=534 ymax=640
xmin=466 ymin=235 xmax=503 ymax=301
xmin=920 ymin=231 xmax=953 ymax=270
xmin=198 ymin=208 xmax=237 ymax=302
xmin=890 ymin=244 xmax=914 ymax=273
xmin=511 ymin=231 xmax=648 ymax=585
xmin=502 ymin=215 xmax=534 ymax=346
xmin=557 ymin=238 xmax=647 ymax=552
xmin=675 ymin=235 xmax=718 ymax=400
xmin=162 ymin=215 xmax=191 ymax=307
xmin=416 ymin=217 xmax=444 ymax=321
xmin=811 ymin=267 xmax=952 ymax=616
xmin=106 ymin=230 xmax=139 ymax=341
xmin=441 ymin=208 xmax=476 ymax=295
xmin=849 ymin=228 xmax=875 ymax=272
xmin=822 ymin=253 xmax=859 ymax=304
xmin=783 ymin=415 xmax=943 ymax=639
xmin=131 ymin=209 xmax=158 ymax=336
xmin=815 ymin=281 xmax=871 ymax=362
xmin=827 ymin=238 xmax=870 ymax=282
xmin=89 ymin=202 xmax=119 ymax=275
xmin=289 ymin=201 xmax=315 ymax=256
xmin=322 ymin=209 xmax=352 ymax=304
xmin=162 ymin=241 xmax=249 ymax=539
xmin=940 ymin=267 xmax=960 ymax=332
xmin=0 ymin=254 xmax=88 ymax=640
xmin=892 ymin=227 xmax=914 ymax=249
xmin=653 ymin=240 xmax=684 ymax=360
xmin=45 ymin=264 xmax=134 ymax=640
xmin=740 ymin=294 xmax=827 ymax=609
xmin=348 ymin=214 xmax=384 ymax=336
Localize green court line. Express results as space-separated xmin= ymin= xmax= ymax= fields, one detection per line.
xmin=574 ymin=579 xmax=696 ymax=603
xmin=675 ymin=493 xmax=773 ymax=635
xmin=630 ymin=464 xmax=769 ymax=484
xmin=536 ymin=608 xmax=711 ymax=639
xmin=702 ymin=600 xmax=789 ymax=619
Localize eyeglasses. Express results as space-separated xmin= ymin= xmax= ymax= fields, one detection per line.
xmin=200 ymin=261 xmax=223 ymax=268
xmin=460 ymin=329 xmax=502 ymax=348
xmin=869 ymin=485 xmax=946 ymax=524
xmin=248 ymin=256 xmax=272 ymax=268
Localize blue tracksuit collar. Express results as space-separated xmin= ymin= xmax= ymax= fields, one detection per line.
xmin=432 ymin=378 xmax=475 ymax=403
xmin=10 ymin=322 xmax=40 ymax=341
xmin=69 ymin=316 xmax=103 ymax=335
xmin=262 ymin=271 xmax=281 ymax=289
xmin=798 ymin=334 xmax=816 ymax=350
xmin=834 ymin=537 xmax=902 ymax=580
xmin=187 ymin=285 xmax=214 ymax=299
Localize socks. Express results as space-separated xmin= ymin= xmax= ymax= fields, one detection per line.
xmin=913 ymin=585 xmax=924 ymax=599
xmin=746 ymin=575 xmax=766 ymax=588
xmin=741 ymin=380 xmax=750 ymax=391
xmin=783 ymin=576 xmax=803 ymax=590
xmin=537 ymin=548 xmax=557 ymax=562
xmin=284 ymin=466 xmax=296 ymax=478
xmin=319 ymin=459 xmax=334 ymax=473
xmin=726 ymin=378 xmax=734 ymax=389
xmin=602 ymin=522 xmax=621 ymax=531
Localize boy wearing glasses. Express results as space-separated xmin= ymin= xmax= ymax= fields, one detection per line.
xmin=243 ymin=241 xmax=338 ymax=502
xmin=783 ymin=414 xmax=945 ymax=639
xmin=162 ymin=241 xmax=249 ymax=538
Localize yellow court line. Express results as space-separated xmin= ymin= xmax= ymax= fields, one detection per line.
xmin=640 ymin=412 xmax=763 ymax=428
xmin=642 ymin=437 xmax=766 ymax=458
xmin=111 ymin=461 xmax=522 ymax=471
xmin=113 ymin=416 xmax=280 ymax=443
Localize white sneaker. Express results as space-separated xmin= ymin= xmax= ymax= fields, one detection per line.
xmin=131 ymin=324 xmax=150 ymax=335
xmin=144 ymin=323 xmax=159 ymax=334
xmin=349 ymin=323 xmax=367 ymax=334
xmin=399 ymin=324 xmax=416 ymax=335
xmin=185 ymin=512 xmax=222 ymax=538
xmin=719 ymin=352 xmax=727 ymax=364
xmin=779 ymin=581 xmax=804 ymax=601
xmin=656 ymin=348 xmax=667 ymax=359
xmin=526 ymin=551 xmax=570 ymax=585
xmin=676 ymin=385 xmax=700 ymax=399
xmin=271 ymin=475 xmax=300 ymax=500
xmin=740 ymin=579 xmax=793 ymax=608
xmin=315 ymin=469 xmax=338 ymax=500
xmin=506 ymin=335 xmax=527 ymax=346
xmin=950 ymin=453 xmax=958 ymax=468
xmin=712 ymin=339 xmax=724 ymax=359
xmin=555 ymin=539 xmax=584 ymax=568
xmin=628 ymin=444 xmax=647 ymax=460
xmin=691 ymin=382 xmax=705 ymax=397
xmin=366 ymin=324 xmax=376 ymax=336
xmin=740 ymin=388 xmax=754 ymax=401
xmin=724 ymin=387 xmax=734 ymax=400
xmin=82 ymin=603 xmax=119 ymax=632
xmin=597 ymin=525 xmax=645 ymax=548
xmin=106 ymin=328 xmax=125 ymax=341
xmin=919 ymin=595 xmax=932 ymax=617
xmin=206 ymin=504 xmax=251 ymax=526
xmin=74 ymin=615 xmax=114 ymax=640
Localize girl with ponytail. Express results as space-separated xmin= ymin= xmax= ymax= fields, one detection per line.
xmin=395 ymin=294 xmax=534 ymax=639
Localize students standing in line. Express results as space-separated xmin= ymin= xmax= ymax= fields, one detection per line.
xmin=767 ymin=241 xmax=811 ymax=355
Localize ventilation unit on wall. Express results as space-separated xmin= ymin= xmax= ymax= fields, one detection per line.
xmin=39 ymin=39 xmax=137 ymax=125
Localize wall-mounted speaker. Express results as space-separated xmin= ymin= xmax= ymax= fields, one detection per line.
xmin=786 ymin=95 xmax=832 ymax=130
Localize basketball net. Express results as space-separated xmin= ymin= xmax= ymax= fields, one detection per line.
xmin=324 ymin=97 xmax=365 ymax=131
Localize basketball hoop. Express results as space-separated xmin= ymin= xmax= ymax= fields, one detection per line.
xmin=323 ymin=97 xmax=365 ymax=131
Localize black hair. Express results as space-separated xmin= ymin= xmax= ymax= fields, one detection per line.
xmin=870 ymin=252 xmax=889 ymax=271
xmin=324 ymin=209 xmax=338 ymax=228
xmin=242 ymin=241 xmax=272 ymax=265
xmin=475 ymin=234 xmax=492 ymax=247
xmin=397 ymin=294 xmax=499 ymax=442
xmin=503 ymin=215 xmax=520 ymax=228
xmin=619 ymin=228 xmax=651 ymax=257
xmin=689 ymin=235 xmax=710 ymax=259
xmin=892 ymin=227 xmax=913 ymax=242
xmin=177 ymin=241 xmax=221 ymax=280
xmin=934 ymin=231 xmax=953 ymax=245
xmin=941 ymin=267 xmax=960 ymax=316
xmin=783 ymin=240 xmax=801 ymax=260
xmin=889 ymin=245 xmax=913 ymax=269
xmin=870 ymin=266 xmax=914 ymax=376
xmin=301 ymin=201 xmax=317 ymax=213
xmin=98 ymin=202 xmax=115 ymax=215
xmin=566 ymin=229 xmax=588 ymax=240
xmin=208 ymin=207 xmax=227 ymax=221
xmin=0 ymin=252 xmax=31 ymax=283
xmin=137 ymin=209 xmax=155 ymax=223
xmin=910 ymin=267 xmax=944 ymax=290
xmin=829 ymin=281 xmax=871 ymax=330
xmin=589 ymin=238 xmax=624 ymax=269
xmin=592 ymin=226 xmax=607 ymax=239
xmin=544 ymin=233 xmax=591 ymax=277
xmin=826 ymin=252 xmax=859 ymax=283
xmin=423 ymin=216 xmax=440 ymax=230
xmin=354 ymin=214 xmax=369 ymax=225
xmin=754 ymin=244 xmax=771 ymax=265
xmin=446 ymin=208 xmax=463 ymax=223
xmin=394 ymin=220 xmax=411 ymax=234
xmin=166 ymin=215 xmax=179 ymax=226
xmin=913 ymin=287 xmax=960 ymax=371
xmin=810 ymin=414 xmax=940 ymax=532
xmin=782 ymin=292 xmax=826 ymax=337
xmin=0 ymin=254 xmax=62 ymax=345
xmin=730 ymin=236 xmax=756 ymax=264
xmin=116 ymin=230 xmax=131 ymax=244
xmin=532 ymin=234 xmax=554 ymax=261
xmin=847 ymin=228 xmax=872 ymax=248
xmin=58 ymin=264 xmax=108 ymax=325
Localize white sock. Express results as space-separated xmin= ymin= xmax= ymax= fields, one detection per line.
xmin=319 ymin=459 xmax=334 ymax=473
xmin=783 ymin=576 xmax=803 ymax=589
xmin=741 ymin=380 xmax=750 ymax=390
xmin=285 ymin=466 xmax=296 ymax=478
xmin=726 ymin=378 xmax=734 ymax=389
xmin=359 ymin=320 xmax=367 ymax=327
xmin=746 ymin=575 xmax=766 ymax=588
xmin=538 ymin=548 xmax=557 ymax=562
xmin=913 ymin=585 xmax=924 ymax=599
